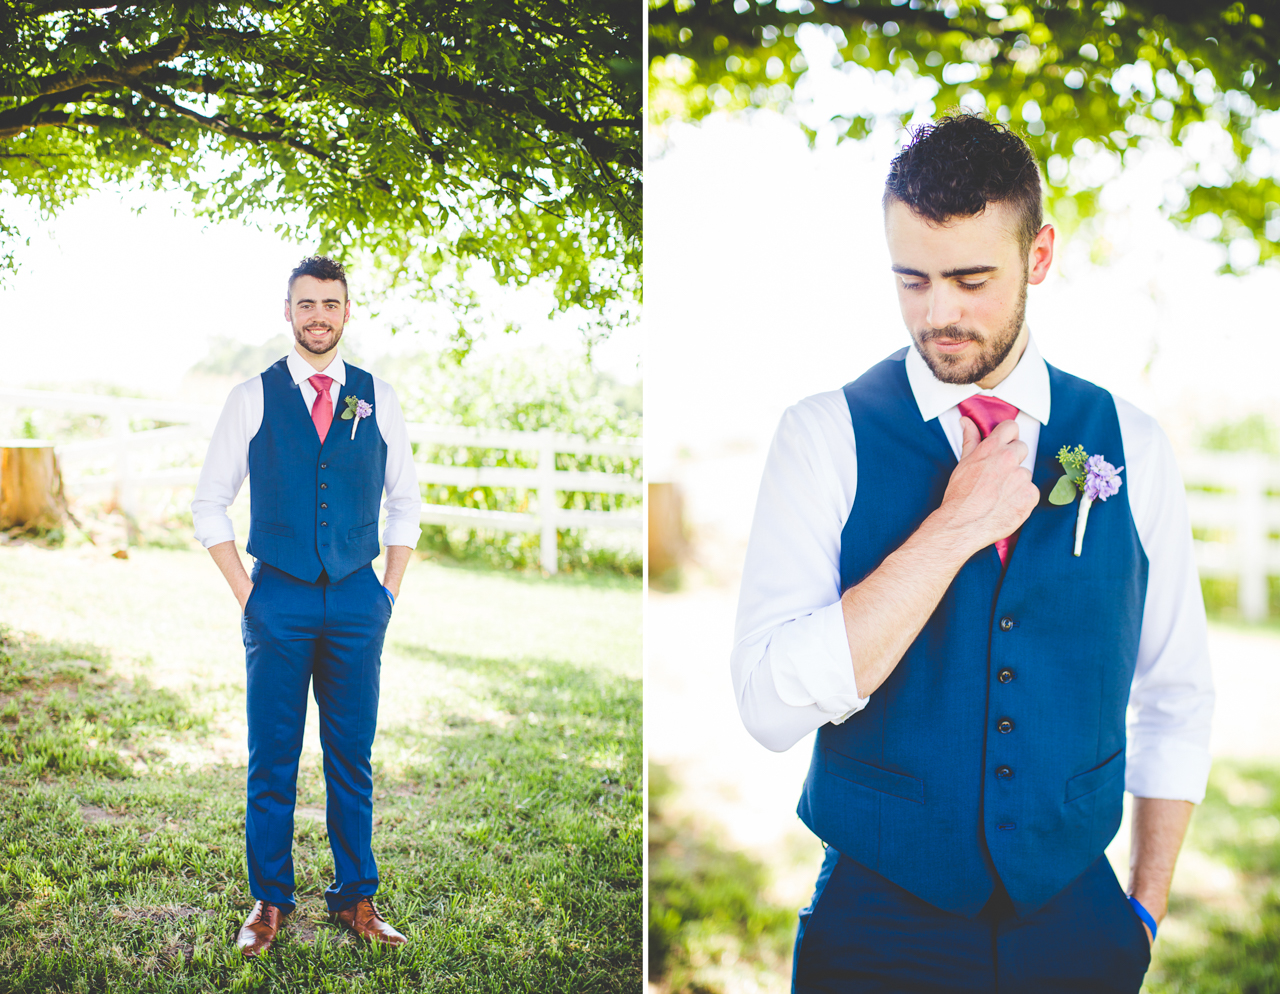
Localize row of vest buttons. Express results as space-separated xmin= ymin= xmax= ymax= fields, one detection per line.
xmin=996 ymin=620 xmax=1016 ymax=781
xmin=319 ymin=462 xmax=329 ymax=528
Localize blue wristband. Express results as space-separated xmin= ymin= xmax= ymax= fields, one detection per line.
xmin=1128 ymin=896 xmax=1157 ymax=939
xmin=382 ymin=585 xmax=395 ymax=606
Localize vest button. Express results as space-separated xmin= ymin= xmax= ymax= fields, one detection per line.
xmin=995 ymin=766 xmax=1013 ymax=780
xmin=320 ymin=503 xmax=327 ymax=509
xmin=998 ymin=668 xmax=1014 ymax=683
xmin=321 ymin=521 xmax=328 ymax=527
xmin=997 ymin=718 xmax=1014 ymax=733
xmin=320 ymin=463 xmax=328 ymax=469
xmin=999 ymin=617 xmax=1014 ymax=632
xmin=320 ymin=483 xmax=328 ymax=489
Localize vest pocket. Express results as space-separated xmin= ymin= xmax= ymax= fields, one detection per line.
xmin=824 ymin=749 xmax=924 ymax=804
xmin=1064 ymin=747 xmax=1124 ymax=803
xmin=348 ymin=521 xmax=378 ymax=541
xmin=254 ymin=521 xmax=294 ymax=538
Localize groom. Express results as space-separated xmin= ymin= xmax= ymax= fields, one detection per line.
xmin=192 ymin=256 xmax=422 ymax=955
xmin=732 ymin=115 xmax=1214 ymax=991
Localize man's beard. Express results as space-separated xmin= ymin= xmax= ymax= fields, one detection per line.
xmin=292 ymin=318 xmax=344 ymax=355
xmin=911 ymin=277 xmax=1027 ymax=385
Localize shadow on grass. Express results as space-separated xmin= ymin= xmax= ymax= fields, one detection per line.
xmin=1146 ymin=760 xmax=1280 ymax=994
xmin=0 ymin=629 xmax=641 ymax=993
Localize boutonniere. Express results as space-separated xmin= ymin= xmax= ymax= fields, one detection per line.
xmin=1048 ymin=445 xmax=1124 ymax=556
xmin=340 ymin=395 xmax=373 ymax=439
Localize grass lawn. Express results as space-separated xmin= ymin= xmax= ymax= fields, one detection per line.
xmin=0 ymin=542 xmax=641 ymax=993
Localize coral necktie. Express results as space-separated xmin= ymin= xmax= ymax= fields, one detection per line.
xmin=956 ymin=395 xmax=1022 ymax=566
xmin=308 ymin=374 xmax=334 ymax=443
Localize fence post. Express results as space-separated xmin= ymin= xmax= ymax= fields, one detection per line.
xmin=1237 ymin=453 xmax=1267 ymax=623
xmin=537 ymin=433 xmax=559 ymax=574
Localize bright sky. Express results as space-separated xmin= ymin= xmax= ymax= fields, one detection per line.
xmin=1 ymin=188 xmax=641 ymax=394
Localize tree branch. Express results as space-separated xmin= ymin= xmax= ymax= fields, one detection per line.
xmin=126 ymin=81 xmax=328 ymax=162
xmin=400 ymin=72 xmax=639 ymax=172
xmin=3 ymin=30 xmax=191 ymax=99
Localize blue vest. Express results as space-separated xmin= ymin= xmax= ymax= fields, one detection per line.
xmin=246 ymin=358 xmax=388 ymax=583
xmin=796 ymin=349 xmax=1148 ymax=918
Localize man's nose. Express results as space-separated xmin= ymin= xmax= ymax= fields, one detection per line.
xmin=925 ymin=284 xmax=963 ymax=330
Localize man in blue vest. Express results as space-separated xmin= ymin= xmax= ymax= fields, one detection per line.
xmin=193 ymin=256 xmax=422 ymax=956
xmin=732 ymin=115 xmax=1214 ymax=991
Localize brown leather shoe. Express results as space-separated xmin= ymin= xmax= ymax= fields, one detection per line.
xmin=236 ymin=900 xmax=287 ymax=957
xmin=332 ymin=897 xmax=407 ymax=945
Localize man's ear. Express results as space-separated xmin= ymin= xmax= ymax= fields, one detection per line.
xmin=1027 ymin=224 xmax=1055 ymax=285
xmin=283 ymin=297 xmax=292 ymax=322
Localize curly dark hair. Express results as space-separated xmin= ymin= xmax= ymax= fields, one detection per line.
xmin=287 ymin=255 xmax=348 ymax=299
xmin=884 ymin=114 xmax=1043 ymax=255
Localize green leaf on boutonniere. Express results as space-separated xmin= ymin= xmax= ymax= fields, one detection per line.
xmin=1050 ymin=444 xmax=1090 ymax=505
xmin=1048 ymin=475 xmax=1078 ymax=505
xmin=340 ymin=395 xmax=358 ymax=420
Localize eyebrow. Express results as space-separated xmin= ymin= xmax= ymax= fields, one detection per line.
xmin=295 ymin=297 xmax=345 ymax=305
xmin=891 ymin=265 xmax=999 ymax=279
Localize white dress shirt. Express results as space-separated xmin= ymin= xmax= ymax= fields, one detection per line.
xmin=732 ymin=336 xmax=1215 ymax=803
xmin=192 ymin=348 xmax=422 ymax=551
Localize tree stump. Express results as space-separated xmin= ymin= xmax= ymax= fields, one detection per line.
xmin=0 ymin=441 xmax=67 ymax=532
xmin=648 ymin=482 xmax=688 ymax=585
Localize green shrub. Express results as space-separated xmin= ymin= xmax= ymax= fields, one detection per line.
xmin=383 ymin=349 xmax=641 ymax=574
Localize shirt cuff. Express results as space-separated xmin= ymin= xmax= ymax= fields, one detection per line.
xmin=193 ymin=515 xmax=236 ymax=549
xmin=768 ymin=600 xmax=870 ymax=720
xmin=1124 ymin=735 xmax=1213 ymax=803
xmin=382 ymin=521 xmax=422 ymax=550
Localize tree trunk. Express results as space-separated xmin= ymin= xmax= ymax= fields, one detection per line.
xmin=0 ymin=442 xmax=66 ymax=532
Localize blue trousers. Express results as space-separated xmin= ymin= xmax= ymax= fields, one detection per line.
xmin=241 ymin=561 xmax=391 ymax=914
xmin=793 ymin=848 xmax=1151 ymax=993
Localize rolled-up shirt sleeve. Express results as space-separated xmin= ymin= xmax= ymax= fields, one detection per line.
xmin=191 ymin=377 xmax=261 ymax=549
xmin=1117 ymin=398 xmax=1215 ymax=802
xmin=732 ymin=392 xmax=870 ymax=753
xmin=373 ymin=376 xmax=422 ymax=549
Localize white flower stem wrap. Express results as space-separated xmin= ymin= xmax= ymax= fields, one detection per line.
xmin=1073 ymin=495 xmax=1093 ymax=557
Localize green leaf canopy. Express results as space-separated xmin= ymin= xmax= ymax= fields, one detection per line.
xmin=651 ymin=0 xmax=1280 ymax=270
xmin=0 ymin=1 xmax=640 ymax=342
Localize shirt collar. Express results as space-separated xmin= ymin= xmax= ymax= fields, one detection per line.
xmin=286 ymin=346 xmax=346 ymax=387
xmin=904 ymin=333 xmax=1050 ymax=426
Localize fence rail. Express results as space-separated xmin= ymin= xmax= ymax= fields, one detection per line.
xmin=1182 ymin=452 xmax=1280 ymax=622
xmin=0 ymin=387 xmax=641 ymax=574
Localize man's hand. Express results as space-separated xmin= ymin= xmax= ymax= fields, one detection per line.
xmin=935 ymin=417 xmax=1040 ymax=557
xmin=838 ymin=416 xmax=1042 ymax=698
xmin=208 ymin=541 xmax=254 ymax=610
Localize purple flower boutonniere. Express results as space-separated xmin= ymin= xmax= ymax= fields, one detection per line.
xmin=1049 ymin=445 xmax=1124 ymax=557
xmin=340 ymin=395 xmax=373 ymax=439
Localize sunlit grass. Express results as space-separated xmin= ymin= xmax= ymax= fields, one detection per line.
xmin=0 ymin=549 xmax=640 ymax=992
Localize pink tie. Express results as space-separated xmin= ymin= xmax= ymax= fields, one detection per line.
xmin=309 ymin=374 xmax=334 ymax=443
xmin=957 ymin=395 xmax=1022 ymax=566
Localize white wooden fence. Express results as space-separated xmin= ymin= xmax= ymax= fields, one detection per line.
xmin=0 ymin=387 xmax=641 ymax=574
xmin=1183 ymin=452 xmax=1280 ymax=623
